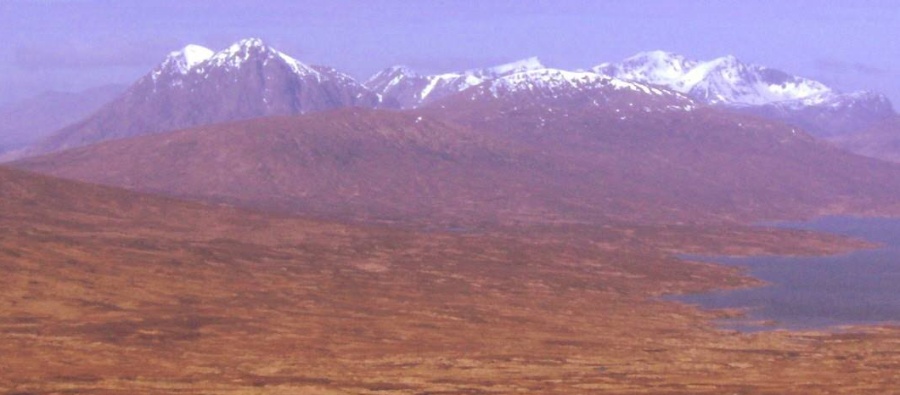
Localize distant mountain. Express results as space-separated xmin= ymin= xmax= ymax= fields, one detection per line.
xmin=365 ymin=57 xmax=546 ymax=108
xmin=741 ymin=91 xmax=895 ymax=138
xmin=424 ymin=80 xmax=900 ymax=221
xmin=16 ymin=97 xmax=900 ymax=224
xmin=594 ymin=51 xmax=895 ymax=137
xmin=15 ymin=43 xmax=899 ymax=170
xmin=594 ymin=51 xmax=831 ymax=106
xmin=0 ymin=85 xmax=124 ymax=154
xmin=15 ymin=109 xmax=573 ymax=225
xmin=28 ymin=38 xmax=383 ymax=155
xmin=829 ymin=116 xmax=900 ymax=163
xmin=443 ymin=67 xmax=695 ymax=111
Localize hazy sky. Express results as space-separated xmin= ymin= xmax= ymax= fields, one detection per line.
xmin=1 ymin=0 xmax=898 ymax=106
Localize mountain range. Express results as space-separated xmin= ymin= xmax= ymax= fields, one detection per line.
xmin=4 ymin=37 xmax=900 ymax=394
xmin=594 ymin=51 xmax=895 ymax=137
xmin=15 ymin=89 xmax=900 ymax=225
xmin=27 ymin=38 xmax=383 ymax=155
xmin=7 ymin=37 xmax=900 ymax=226
xmin=13 ymin=38 xmax=897 ymax=160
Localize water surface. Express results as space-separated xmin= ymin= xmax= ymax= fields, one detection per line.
xmin=676 ymin=216 xmax=900 ymax=331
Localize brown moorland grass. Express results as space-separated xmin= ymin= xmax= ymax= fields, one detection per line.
xmin=1 ymin=166 xmax=898 ymax=394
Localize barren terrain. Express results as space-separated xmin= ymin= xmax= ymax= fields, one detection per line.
xmin=2 ymin=166 xmax=898 ymax=394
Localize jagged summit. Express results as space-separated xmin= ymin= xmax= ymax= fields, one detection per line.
xmin=593 ymin=50 xmax=894 ymax=136
xmin=151 ymin=44 xmax=214 ymax=82
xmin=475 ymin=56 xmax=545 ymax=78
xmin=594 ymin=51 xmax=834 ymax=105
xmin=163 ymin=44 xmax=215 ymax=73
xmin=367 ymin=56 xmax=693 ymax=110
xmin=29 ymin=38 xmax=382 ymax=154
xmin=595 ymin=51 xmax=697 ymax=89
xmin=366 ymin=57 xmax=556 ymax=108
xmin=184 ymin=38 xmax=315 ymax=76
xmin=385 ymin=65 xmax=419 ymax=77
xmin=364 ymin=65 xmax=419 ymax=87
xmin=21 ymin=41 xmax=898 ymax=157
xmin=151 ymin=38 xmax=316 ymax=82
xmin=207 ymin=37 xmax=271 ymax=67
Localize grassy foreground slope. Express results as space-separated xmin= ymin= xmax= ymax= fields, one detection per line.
xmin=1 ymin=166 xmax=898 ymax=394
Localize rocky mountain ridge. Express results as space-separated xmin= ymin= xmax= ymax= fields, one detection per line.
xmin=592 ymin=51 xmax=895 ymax=137
xmin=15 ymin=40 xmax=897 ymax=159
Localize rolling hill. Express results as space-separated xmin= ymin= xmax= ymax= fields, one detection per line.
xmin=15 ymin=84 xmax=900 ymax=226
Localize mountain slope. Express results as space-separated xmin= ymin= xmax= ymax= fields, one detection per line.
xmin=594 ymin=51 xmax=895 ymax=137
xmin=15 ymin=108 xmax=585 ymax=225
xmin=829 ymin=116 xmax=900 ymax=162
xmin=424 ymin=82 xmax=900 ymax=221
xmin=28 ymin=38 xmax=382 ymax=155
xmin=15 ymin=93 xmax=900 ymax=225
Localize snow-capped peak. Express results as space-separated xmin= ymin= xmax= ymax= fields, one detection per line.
xmin=707 ymin=54 xmax=741 ymax=67
xmin=366 ymin=65 xmax=420 ymax=83
xmin=480 ymin=56 xmax=545 ymax=78
xmin=385 ymin=65 xmax=419 ymax=77
xmin=220 ymin=37 xmax=268 ymax=56
xmin=414 ymin=58 xmax=547 ymax=101
xmin=235 ymin=37 xmax=265 ymax=48
xmin=484 ymin=67 xmax=688 ymax=100
xmin=595 ymin=51 xmax=834 ymax=106
xmin=594 ymin=50 xmax=696 ymax=89
xmin=208 ymin=37 xmax=271 ymax=68
xmin=205 ymin=38 xmax=315 ymax=76
xmin=158 ymin=44 xmax=214 ymax=75
xmin=621 ymin=50 xmax=695 ymax=70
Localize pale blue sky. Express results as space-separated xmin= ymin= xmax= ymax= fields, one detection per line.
xmin=1 ymin=0 xmax=897 ymax=105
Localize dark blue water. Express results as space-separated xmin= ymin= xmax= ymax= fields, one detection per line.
xmin=676 ymin=216 xmax=900 ymax=331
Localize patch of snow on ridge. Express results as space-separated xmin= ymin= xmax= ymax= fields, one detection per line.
xmin=487 ymin=69 xmax=604 ymax=95
xmin=475 ymin=68 xmax=696 ymax=111
xmin=152 ymin=44 xmax=214 ymax=81
xmin=420 ymin=73 xmax=484 ymax=101
xmin=487 ymin=68 xmax=667 ymax=96
xmin=595 ymin=50 xmax=697 ymax=89
xmin=480 ymin=57 xmax=545 ymax=78
xmin=176 ymin=45 xmax=215 ymax=73
xmin=197 ymin=38 xmax=318 ymax=77
xmin=595 ymin=51 xmax=834 ymax=106
xmin=276 ymin=52 xmax=316 ymax=76
xmin=207 ymin=39 xmax=256 ymax=69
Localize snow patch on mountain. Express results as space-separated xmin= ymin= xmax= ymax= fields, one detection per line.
xmin=468 ymin=67 xmax=696 ymax=112
xmin=204 ymin=38 xmax=316 ymax=76
xmin=478 ymin=57 xmax=546 ymax=78
xmin=595 ymin=51 xmax=697 ymax=89
xmin=207 ymin=38 xmax=263 ymax=69
xmin=151 ymin=44 xmax=214 ymax=82
xmin=366 ymin=57 xmax=553 ymax=108
xmin=148 ymin=38 xmax=326 ymax=91
xmin=487 ymin=68 xmax=651 ymax=96
xmin=419 ymin=58 xmax=548 ymax=100
xmin=594 ymin=51 xmax=834 ymax=106
xmin=177 ymin=45 xmax=215 ymax=72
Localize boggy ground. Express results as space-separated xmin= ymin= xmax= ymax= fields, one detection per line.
xmin=1 ymin=168 xmax=898 ymax=394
